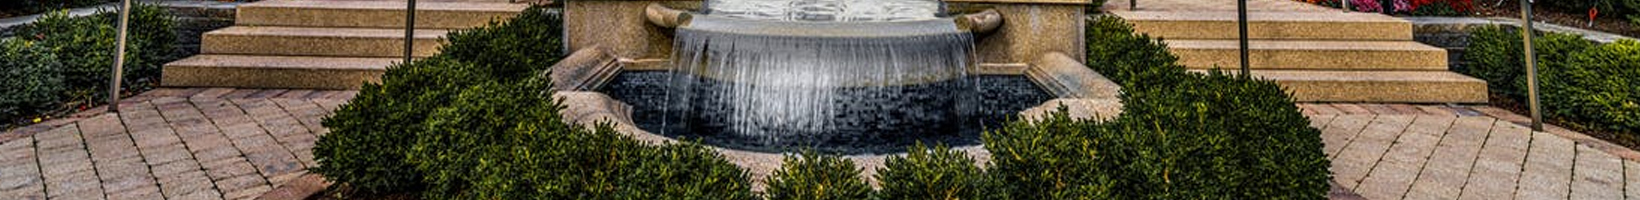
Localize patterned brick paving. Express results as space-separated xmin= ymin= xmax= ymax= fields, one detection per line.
xmin=1302 ymin=103 xmax=1640 ymax=199
xmin=4 ymin=89 xmax=1638 ymax=199
xmin=1 ymin=88 xmax=351 ymax=200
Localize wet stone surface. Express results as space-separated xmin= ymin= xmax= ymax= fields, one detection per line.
xmin=599 ymin=71 xmax=1051 ymax=154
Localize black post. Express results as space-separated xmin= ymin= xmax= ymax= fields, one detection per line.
xmin=108 ymin=0 xmax=131 ymax=113
xmin=1521 ymin=0 xmax=1544 ymax=131
xmin=1237 ymin=0 xmax=1250 ymax=75
xmin=405 ymin=0 xmax=417 ymax=64
xmin=1130 ymin=0 xmax=1137 ymax=10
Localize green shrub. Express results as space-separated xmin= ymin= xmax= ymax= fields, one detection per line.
xmin=1538 ymin=40 xmax=1640 ymax=132
xmin=1459 ymin=26 xmax=1594 ymax=99
xmin=0 ymin=38 xmax=65 ymax=121
xmin=1083 ymin=15 xmax=1188 ymax=90
xmin=17 ymin=3 xmax=175 ymax=102
xmin=408 ymin=78 xmax=755 ymax=199
xmin=313 ymin=57 xmax=488 ymax=195
xmin=874 ymin=144 xmax=1001 ymax=200
xmin=764 ymin=152 xmax=873 ymax=200
xmin=439 ymin=6 xmax=564 ymax=80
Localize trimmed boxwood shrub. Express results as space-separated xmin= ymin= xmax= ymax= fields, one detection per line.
xmin=315 ymin=6 xmax=563 ymax=195
xmin=1460 ymin=26 xmax=1594 ymax=99
xmin=1460 ymin=25 xmax=1639 ymax=137
xmin=1083 ymin=15 xmax=1185 ymax=89
xmin=764 ymin=153 xmax=874 ymax=200
xmin=1538 ymin=40 xmax=1640 ymax=133
xmin=0 ymin=38 xmax=65 ymax=121
xmin=409 ymin=78 xmax=756 ymax=199
xmin=15 ymin=3 xmax=176 ymax=102
xmin=873 ymin=144 xmax=1001 ymax=200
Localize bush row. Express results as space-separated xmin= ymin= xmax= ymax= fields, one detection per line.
xmin=317 ymin=11 xmax=1333 ymax=199
xmin=0 ymin=3 xmax=176 ymax=125
xmin=1461 ymin=25 xmax=1640 ymax=134
xmin=314 ymin=7 xmax=758 ymax=199
xmin=0 ymin=0 xmax=111 ymax=18
xmin=758 ymin=16 xmax=1332 ymax=199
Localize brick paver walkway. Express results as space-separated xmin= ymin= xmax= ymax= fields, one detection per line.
xmin=4 ymin=89 xmax=1637 ymax=200
xmin=1 ymin=88 xmax=352 ymax=200
xmin=1303 ymin=103 xmax=1640 ymax=200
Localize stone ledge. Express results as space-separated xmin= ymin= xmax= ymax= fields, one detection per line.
xmin=550 ymin=47 xmax=623 ymax=91
xmin=1404 ymin=17 xmax=1636 ymax=43
xmin=1025 ymin=52 xmax=1122 ymax=99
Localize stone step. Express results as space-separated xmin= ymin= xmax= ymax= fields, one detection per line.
xmin=1192 ymin=69 xmax=1487 ymax=103
xmin=1116 ymin=11 xmax=1413 ymax=41
xmin=161 ymin=55 xmax=398 ymax=89
xmin=201 ymin=26 xmax=447 ymax=58
xmin=237 ymin=0 xmax=527 ymax=29
xmin=1168 ymin=40 xmax=1448 ymax=71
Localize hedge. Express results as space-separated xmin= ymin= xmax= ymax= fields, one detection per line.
xmin=1 ymin=3 xmax=175 ymax=127
xmin=0 ymin=38 xmax=65 ymax=121
xmin=873 ymin=144 xmax=1000 ymax=200
xmin=315 ymin=6 xmax=757 ymax=199
xmin=1460 ymin=25 xmax=1640 ymax=134
xmin=764 ymin=153 xmax=874 ymax=200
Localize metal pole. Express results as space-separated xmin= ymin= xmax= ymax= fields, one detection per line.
xmin=1130 ymin=0 xmax=1137 ymax=10
xmin=1342 ymin=0 xmax=1350 ymax=12
xmin=405 ymin=0 xmax=417 ymax=64
xmin=108 ymin=0 xmax=131 ymax=113
xmin=1521 ymin=0 xmax=1544 ymax=131
xmin=1238 ymin=0 xmax=1250 ymax=75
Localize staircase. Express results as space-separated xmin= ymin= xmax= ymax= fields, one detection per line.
xmin=161 ymin=0 xmax=528 ymax=89
xmin=1108 ymin=0 xmax=1488 ymax=103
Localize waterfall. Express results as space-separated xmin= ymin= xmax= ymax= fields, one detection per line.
xmin=662 ymin=0 xmax=978 ymax=147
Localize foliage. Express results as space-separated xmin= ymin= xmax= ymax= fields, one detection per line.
xmin=1538 ymin=40 xmax=1640 ymax=132
xmin=0 ymin=38 xmax=65 ymax=121
xmin=0 ymin=0 xmax=111 ymax=17
xmin=764 ymin=152 xmax=874 ymax=200
xmin=314 ymin=57 xmax=486 ymax=195
xmin=408 ymin=78 xmax=755 ymax=199
xmin=1083 ymin=16 xmax=1187 ymax=90
xmin=16 ymin=3 xmax=176 ymax=102
xmin=1297 ymin=0 xmax=1470 ymax=15
xmin=440 ymin=6 xmax=565 ymax=80
xmin=873 ymin=144 xmax=1000 ymax=200
xmin=1462 ymin=24 xmax=1639 ymax=144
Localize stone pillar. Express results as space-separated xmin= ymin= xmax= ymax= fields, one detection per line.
xmin=563 ymin=0 xmax=700 ymax=60
xmin=950 ymin=0 xmax=1089 ymax=66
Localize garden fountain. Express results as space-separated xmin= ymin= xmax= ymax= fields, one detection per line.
xmin=553 ymin=0 xmax=1118 ymax=153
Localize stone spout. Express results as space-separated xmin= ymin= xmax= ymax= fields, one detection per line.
xmin=956 ymin=9 xmax=1002 ymax=34
xmin=646 ymin=3 xmax=691 ymax=28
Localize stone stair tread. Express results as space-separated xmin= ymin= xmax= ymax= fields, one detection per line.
xmin=164 ymin=54 xmax=397 ymax=70
xmin=242 ymin=0 xmax=527 ymax=12
xmin=206 ymin=26 xmax=448 ymax=39
xmin=1190 ymin=69 xmax=1488 ymax=103
xmin=1114 ymin=10 xmax=1406 ymax=23
xmin=161 ymin=55 xmax=397 ymax=89
xmin=1167 ymin=39 xmax=1443 ymax=51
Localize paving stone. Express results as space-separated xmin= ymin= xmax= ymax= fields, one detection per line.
xmin=172 ymin=189 xmax=225 ymax=200
xmin=142 ymin=145 xmax=196 ymax=165
xmin=1355 ymin=116 xmax=1454 ymax=199
xmin=213 ymin=174 xmax=268 ymax=193
xmin=131 ymin=129 xmax=183 ymax=148
xmin=159 ymin=171 xmax=216 ymax=198
xmin=40 ymin=156 xmax=93 ymax=177
xmin=94 ymin=158 xmax=153 ymax=180
xmin=1406 ymin=116 xmax=1495 ymax=199
xmin=0 ymin=175 xmax=43 ymax=191
xmin=1569 ymin=146 xmax=1623 ymax=200
xmin=1322 ymin=115 xmax=1374 ymax=158
xmin=1515 ymin=131 xmax=1577 ymax=200
xmin=47 ymin=187 xmax=107 ymax=200
xmin=221 ymin=123 xmax=268 ymax=140
xmin=1307 ymin=114 xmax=1335 ymax=129
xmin=223 ymin=184 xmax=271 ymax=200
xmin=0 ymin=184 xmax=45 ymax=200
xmin=150 ymin=160 xmax=205 ymax=179
xmin=106 ymin=185 xmax=162 ymax=200
xmin=100 ymin=175 xmax=157 ymax=194
xmin=231 ymin=135 xmax=283 ymax=154
xmin=44 ymin=171 xmax=101 ymax=197
xmin=186 ymin=135 xmax=238 ymax=154
xmin=243 ymin=150 xmax=303 ymax=176
xmin=1333 ymin=115 xmax=1415 ymax=189
xmin=204 ymin=159 xmax=261 ymax=180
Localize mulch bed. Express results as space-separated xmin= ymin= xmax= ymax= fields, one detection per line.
xmin=1472 ymin=2 xmax=1640 ymax=37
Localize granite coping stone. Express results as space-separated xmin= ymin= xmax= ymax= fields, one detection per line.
xmin=1404 ymin=17 xmax=1636 ymax=43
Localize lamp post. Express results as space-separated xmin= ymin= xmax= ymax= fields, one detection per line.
xmin=406 ymin=0 xmax=417 ymax=64
xmin=1238 ymin=0 xmax=1250 ymax=75
xmin=1520 ymin=0 xmax=1544 ymax=131
xmin=108 ymin=0 xmax=132 ymax=113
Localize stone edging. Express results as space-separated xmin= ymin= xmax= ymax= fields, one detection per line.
xmin=1467 ymin=106 xmax=1640 ymax=163
xmin=1404 ymin=16 xmax=1636 ymax=43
